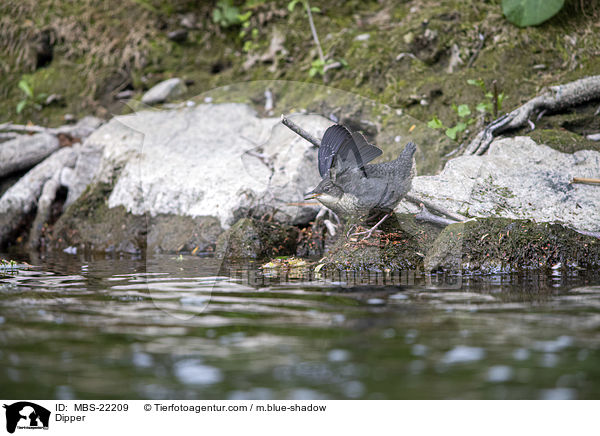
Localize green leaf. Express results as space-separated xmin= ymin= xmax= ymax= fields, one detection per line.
xmin=502 ymin=0 xmax=564 ymax=27
xmin=287 ymin=0 xmax=300 ymax=12
xmin=454 ymin=121 xmax=467 ymax=132
xmin=476 ymin=101 xmax=492 ymax=113
xmin=237 ymin=11 xmax=252 ymax=22
xmin=497 ymin=92 xmax=505 ymax=110
xmin=457 ymin=104 xmax=471 ymax=118
xmin=445 ymin=126 xmax=458 ymax=140
xmin=427 ymin=116 xmax=444 ymax=129
xmin=16 ymin=100 xmax=27 ymax=114
xmin=18 ymin=79 xmax=33 ymax=98
xmin=310 ymin=6 xmax=320 ymax=12
xmin=308 ymin=67 xmax=318 ymax=77
xmin=213 ymin=9 xmax=222 ymax=23
xmin=467 ymin=78 xmax=485 ymax=91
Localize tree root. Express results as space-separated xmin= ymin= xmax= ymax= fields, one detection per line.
xmin=464 ymin=75 xmax=600 ymax=155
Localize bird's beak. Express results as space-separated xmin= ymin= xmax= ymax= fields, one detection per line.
xmin=304 ymin=191 xmax=321 ymax=200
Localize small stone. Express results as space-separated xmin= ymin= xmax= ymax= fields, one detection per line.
xmin=167 ymin=29 xmax=188 ymax=43
xmin=141 ymin=78 xmax=187 ymax=105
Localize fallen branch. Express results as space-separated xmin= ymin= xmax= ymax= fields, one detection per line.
xmin=405 ymin=194 xmax=467 ymax=222
xmin=464 ymin=75 xmax=600 ymax=155
xmin=415 ymin=205 xmax=459 ymax=226
xmin=281 ymin=115 xmax=321 ymax=148
xmin=571 ymin=177 xmax=600 ymax=185
xmin=0 ymin=122 xmax=61 ymax=135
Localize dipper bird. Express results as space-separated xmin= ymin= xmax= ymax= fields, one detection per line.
xmin=305 ymin=124 xmax=416 ymax=237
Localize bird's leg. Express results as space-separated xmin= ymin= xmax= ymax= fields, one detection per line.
xmin=314 ymin=206 xmax=338 ymax=236
xmin=350 ymin=212 xmax=391 ymax=239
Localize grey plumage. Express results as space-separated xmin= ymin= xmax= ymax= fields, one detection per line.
xmin=307 ymin=124 xmax=416 ymax=219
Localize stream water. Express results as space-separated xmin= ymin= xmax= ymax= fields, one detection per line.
xmin=1 ymin=252 xmax=599 ymax=400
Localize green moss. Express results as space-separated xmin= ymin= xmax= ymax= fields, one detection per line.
xmin=425 ymin=218 xmax=600 ymax=273
xmin=529 ymin=129 xmax=600 ymax=153
xmin=317 ymin=213 xmax=443 ymax=272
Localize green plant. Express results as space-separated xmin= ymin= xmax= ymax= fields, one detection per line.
xmin=502 ymin=0 xmax=564 ymax=27
xmin=213 ymin=0 xmax=243 ymax=28
xmin=15 ymin=78 xmax=47 ymax=115
xmin=427 ymin=79 xmax=506 ymax=141
xmin=427 ymin=104 xmax=473 ymax=141
xmin=287 ymin=0 xmax=346 ymax=80
xmin=467 ymin=79 xmax=505 ymax=116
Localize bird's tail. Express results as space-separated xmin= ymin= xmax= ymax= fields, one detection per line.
xmin=401 ymin=141 xmax=417 ymax=159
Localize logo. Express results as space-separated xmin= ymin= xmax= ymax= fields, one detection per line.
xmin=3 ymin=402 xmax=50 ymax=434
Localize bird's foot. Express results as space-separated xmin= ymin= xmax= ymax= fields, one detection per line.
xmin=349 ymin=213 xmax=391 ymax=241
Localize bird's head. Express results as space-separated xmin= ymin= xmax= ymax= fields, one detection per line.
xmin=304 ymin=177 xmax=344 ymax=207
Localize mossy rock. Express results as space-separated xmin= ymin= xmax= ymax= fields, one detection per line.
xmin=528 ymin=129 xmax=600 ymax=154
xmin=316 ymin=213 xmax=443 ymax=272
xmin=50 ymin=180 xmax=224 ymax=254
xmin=425 ymin=218 xmax=600 ymax=274
xmin=215 ymin=217 xmax=299 ymax=259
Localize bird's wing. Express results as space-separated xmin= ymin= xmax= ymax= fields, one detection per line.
xmin=318 ymin=124 xmax=382 ymax=178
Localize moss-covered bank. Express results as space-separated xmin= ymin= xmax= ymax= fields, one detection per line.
xmin=425 ymin=218 xmax=600 ymax=274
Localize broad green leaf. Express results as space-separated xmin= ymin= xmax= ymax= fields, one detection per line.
xmin=457 ymin=104 xmax=471 ymax=118
xmin=454 ymin=121 xmax=467 ymax=132
xmin=427 ymin=116 xmax=444 ymax=129
xmin=502 ymin=0 xmax=564 ymax=27
xmin=445 ymin=126 xmax=458 ymax=140
xmin=18 ymin=79 xmax=33 ymax=98
xmin=16 ymin=100 xmax=27 ymax=114
xmin=287 ymin=0 xmax=300 ymax=12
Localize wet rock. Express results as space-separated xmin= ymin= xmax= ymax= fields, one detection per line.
xmin=424 ymin=218 xmax=600 ymax=273
xmin=141 ymin=78 xmax=187 ymax=105
xmin=50 ymin=180 xmax=146 ymax=253
xmin=147 ymin=215 xmax=222 ymax=254
xmin=104 ymin=104 xmax=327 ymax=228
xmin=397 ymin=136 xmax=600 ymax=233
xmin=316 ymin=214 xmax=442 ymax=272
xmin=0 ymin=133 xmax=59 ymax=178
xmin=215 ymin=218 xmax=298 ymax=259
xmin=48 ymin=104 xmax=327 ymax=253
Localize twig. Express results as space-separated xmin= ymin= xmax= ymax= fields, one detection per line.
xmin=415 ymin=205 xmax=459 ymax=226
xmin=0 ymin=122 xmax=60 ymax=135
xmin=571 ymin=177 xmax=600 ymax=185
xmin=281 ymin=115 xmax=321 ymax=148
xmin=304 ymin=1 xmax=324 ymax=65
xmin=405 ymin=194 xmax=467 ymax=222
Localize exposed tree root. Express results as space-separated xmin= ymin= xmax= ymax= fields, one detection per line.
xmin=465 ymin=75 xmax=600 ymax=155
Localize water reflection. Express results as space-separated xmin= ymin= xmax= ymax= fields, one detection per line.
xmin=0 ymin=251 xmax=599 ymax=399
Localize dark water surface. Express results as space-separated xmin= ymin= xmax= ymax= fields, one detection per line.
xmin=1 ymin=252 xmax=600 ymax=400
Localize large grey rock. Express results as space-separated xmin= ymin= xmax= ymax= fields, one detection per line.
xmin=141 ymin=78 xmax=187 ymax=105
xmin=397 ymin=136 xmax=600 ymax=232
xmin=99 ymin=104 xmax=328 ymax=228
xmin=0 ymin=133 xmax=59 ymax=178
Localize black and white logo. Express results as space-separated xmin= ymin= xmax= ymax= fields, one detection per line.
xmin=3 ymin=402 xmax=50 ymax=434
